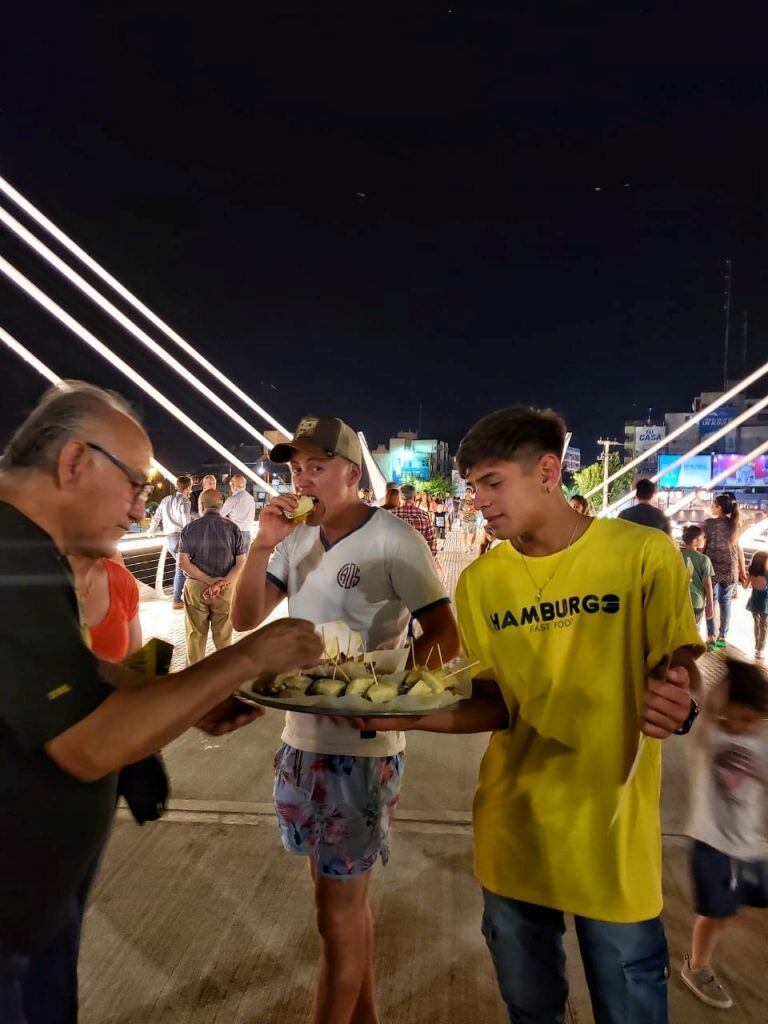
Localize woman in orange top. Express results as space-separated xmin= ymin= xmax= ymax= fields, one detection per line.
xmin=71 ymin=555 xmax=142 ymax=661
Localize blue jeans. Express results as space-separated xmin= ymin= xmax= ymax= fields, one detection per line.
xmin=707 ymin=581 xmax=733 ymax=640
xmin=482 ymin=890 xmax=669 ymax=1024
xmin=166 ymin=532 xmax=185 ymax=603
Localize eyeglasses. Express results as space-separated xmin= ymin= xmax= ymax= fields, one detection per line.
xmin=86 ymin=442 xmax=154 ymax=503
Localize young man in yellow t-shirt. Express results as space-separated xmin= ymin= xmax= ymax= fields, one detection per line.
xmin=357 ymin=406 xmax=703 ymax=1024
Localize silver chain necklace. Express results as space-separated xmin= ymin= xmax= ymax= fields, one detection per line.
xmin=517 ymin=520 xmax=583 ymax=601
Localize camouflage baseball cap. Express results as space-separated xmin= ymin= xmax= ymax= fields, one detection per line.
xmin=270 ymin=415 xmax=362 ymax=468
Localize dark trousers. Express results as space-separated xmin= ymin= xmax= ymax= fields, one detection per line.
xmin=0 ymin=853 xmax=101 ymax=1023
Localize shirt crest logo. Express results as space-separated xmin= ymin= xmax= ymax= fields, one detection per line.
xmin=337 ymin=563 xmax=361 ymax=589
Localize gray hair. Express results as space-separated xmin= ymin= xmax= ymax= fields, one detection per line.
xmin=1 ymin=381 xmax=139 ymax=473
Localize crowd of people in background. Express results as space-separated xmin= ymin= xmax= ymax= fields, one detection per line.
xmin=144 ymin=464 xmax=768 ymax=680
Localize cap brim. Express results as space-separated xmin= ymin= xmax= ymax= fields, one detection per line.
xmin=269 ymin=438 xmax=333 ymax=463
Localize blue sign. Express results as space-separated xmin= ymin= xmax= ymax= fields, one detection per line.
xmin=700 ymin=407 xmax=736 ymax=436
xmin=658 ymin=454 xmax=712 ymax=488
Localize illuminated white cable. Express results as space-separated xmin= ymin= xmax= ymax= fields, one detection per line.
xmin=665 ymin=439 xmax=768 ymax=517
xmin=0 ymin=204 xmax=280 ymax=453
xmin=0 ymin=325 xmax=177 ymax=485
xmin=599 ymin=391 xmax=768 ymax=517
xmin=358 ymin=431 xmax=387 ymax=501
xmin=0 ymin=173 xmax=293 ymax=439
xmin=584 ymin=366 xmax=768 ymax=499
xmin=0 ymin=257 xmax=277 ymax=494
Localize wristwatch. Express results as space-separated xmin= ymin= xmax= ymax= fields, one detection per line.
xmin=674 ymin=696 xmax=700 ymax=736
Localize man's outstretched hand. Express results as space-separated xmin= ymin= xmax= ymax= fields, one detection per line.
xmin=196 ymin=695 xmax=265 ymax=736
xmin=642 ymin=665 xmax=691 ymax=739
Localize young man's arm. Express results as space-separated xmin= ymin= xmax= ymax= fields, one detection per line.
xmin=348 ymin=678 xmax=509 ymax=734
xmin=641 ymin=533 xmax=706 ymax=738
xmin=230 ymin=543 xmax=285 ymax=629
xmin=412 ymin=602 xmax=460 ymax=666
xmin=45 ymin=619 xmax=322 ymax=782
xmin=642 ymin=645 xmax=701 ymax=738
xmin=231 ymin=496 xmax=297 ymax=630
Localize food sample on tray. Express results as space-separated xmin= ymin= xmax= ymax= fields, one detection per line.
xmin=284 ymin=495 xmax=317 ymax=523
xmin=248 ymin=656 xmax=472 ymax=707
xmin=239 ymin=621 xmax=476 ymax=712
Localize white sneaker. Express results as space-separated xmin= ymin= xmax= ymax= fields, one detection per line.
xmin=681 ymin=955 xmax=733 ymax=1009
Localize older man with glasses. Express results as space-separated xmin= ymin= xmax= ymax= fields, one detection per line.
xmin=0 ymin=381 xmax=322 ymax=1024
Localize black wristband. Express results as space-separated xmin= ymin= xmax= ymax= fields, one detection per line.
xmin=674 ymin=696 xmax=700 ymax=735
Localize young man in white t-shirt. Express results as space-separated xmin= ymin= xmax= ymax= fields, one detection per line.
xmin=232 ymin=414 xmax=459 ymax=1024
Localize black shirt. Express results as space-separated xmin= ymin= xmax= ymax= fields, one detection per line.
xmin=0 ymin=502 xmax=116 ymax=954
xmin=179 ymin=510 xmax=246 ymax=579
xmin=618 ymin=502 xmax=672 ymax=535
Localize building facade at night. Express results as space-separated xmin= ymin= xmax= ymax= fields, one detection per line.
xmin=623 ymin=389 xmax=768 ymax=497
xmin=371 ymin=431 xmax=452 ymax=483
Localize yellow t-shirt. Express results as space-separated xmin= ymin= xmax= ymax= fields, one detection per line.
xmin=455 ymin=518 xmax=703 ymax=923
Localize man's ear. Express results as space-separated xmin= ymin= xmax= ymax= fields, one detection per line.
xmin=56 ymin=439 xmax=89 ymax=491
xmin=349 ymin=462 xmax=362 ymax=487
xmin=539 ymin=453 xmax=562 ymax=489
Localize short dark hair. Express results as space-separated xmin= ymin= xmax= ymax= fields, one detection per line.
xmin=725 ymin=657 xmax=768 ymax=713
xmin=400 ymin=484 xmax=416 ymax=499
xmin=682 ymin=524 xmax=703 ymax=545
xmin=635 ymin=478 xmax=657 ymax=501
xmin=176 ymin=475 xmax=192 ymax=490
xmin=457 ymin=406 xmax=566 ymax=477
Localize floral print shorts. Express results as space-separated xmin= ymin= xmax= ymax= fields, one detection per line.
xmin=273 ymin=745 xmax=404 ymax=877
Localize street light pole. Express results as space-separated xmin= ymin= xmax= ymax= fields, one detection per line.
xmin=723 ymin=257 xmax=732 ymax=391
xmin=596 ymin=438 xmax=621 ymax=513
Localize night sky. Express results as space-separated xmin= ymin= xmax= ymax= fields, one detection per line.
xmin=1 ymin=7 xmax=765 ymax=471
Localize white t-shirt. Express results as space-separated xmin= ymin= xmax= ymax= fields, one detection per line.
xmin=221 ymin=489 xmax=256 ymax=532
xmin=687 ymin=719 xmax=768 ymax=860
xmin=267 ymin=507 xmax=450 ymax=756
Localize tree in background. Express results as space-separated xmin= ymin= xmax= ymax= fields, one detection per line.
xmin=572 ymin=454 xmax=630 ymax=513
xmin=400 ymin=474 xmax=453 ymax=499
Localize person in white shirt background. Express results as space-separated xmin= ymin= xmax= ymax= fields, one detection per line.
xmin=148 ymin=474 xmax=192 ymax=609
xmin=221 ymin=471 xmax=256 ymax=551
xmin=232 ymin=413 xmax=459 ymax=1024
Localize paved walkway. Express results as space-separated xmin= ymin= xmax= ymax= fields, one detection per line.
xmin=79 ymin=527 xmax=767 ymax=1023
